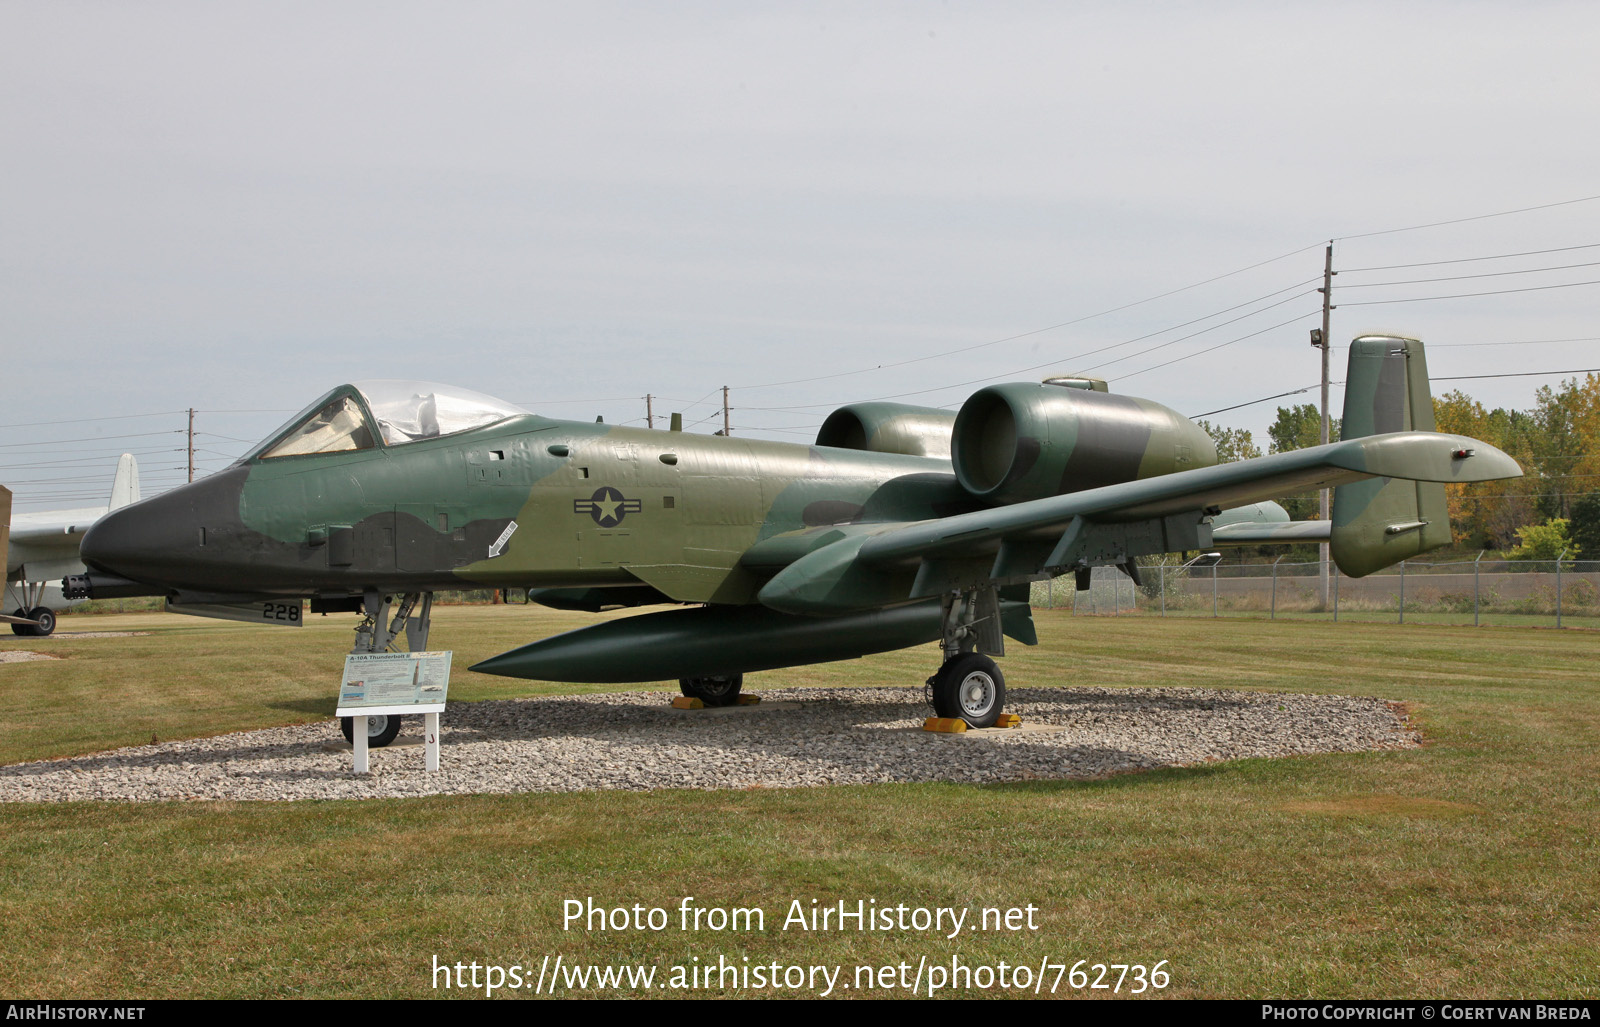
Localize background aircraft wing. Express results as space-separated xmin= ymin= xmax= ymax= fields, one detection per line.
xmin=8 ymin=519 xmax=95 ymax=548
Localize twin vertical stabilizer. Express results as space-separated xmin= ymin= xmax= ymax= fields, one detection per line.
xmin=1331 ymin=336 xmax=1455 ymax=577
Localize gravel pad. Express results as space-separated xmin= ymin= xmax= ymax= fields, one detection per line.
xmin=0 ymin=686 xmax=1418 ymax=803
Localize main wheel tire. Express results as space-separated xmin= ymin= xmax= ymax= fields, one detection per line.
xmin=931 ymin=653 xmax=1006 ymax=728
xmin=27 ymin=608 xmax=56 ymax=637
xmin=679 ymin=674 xmax=743 ymax=707
xmin=10 ymin=609 xmax=33 ymax=637
xmin=340 ymin=713 xmax=403 ymax=748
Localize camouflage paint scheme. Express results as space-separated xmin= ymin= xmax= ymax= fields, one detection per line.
xmin=76 ymin=336 xmax=1522 ymax=685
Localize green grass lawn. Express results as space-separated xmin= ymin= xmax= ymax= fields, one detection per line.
xmin=1 ymin=608 xmax=1596 ymax=998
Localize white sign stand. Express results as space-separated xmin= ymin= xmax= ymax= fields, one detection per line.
xmin=338 ymin=703 xmax=447 ymax=774
xmin=336 ymin=649 xmax=452 ymax=774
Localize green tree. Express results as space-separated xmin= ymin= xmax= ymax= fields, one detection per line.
xmin=1433 ymin=390 xmax=1538 ymax=550
xmin=1506 ymin=518 xmax=1579 ymax=561
xmin=1194 ymin=419 xmax=1261 ymax=463
xmin=1530 ymin=375 xmax=1600 ymax=519
xmin=1264 ymin=404 xmax=1338 ymax=521
xmin=1267 ymin=403 xmax=1339 ymax=454
xmin=1568 ymin=492 xmax=1600 ymax=563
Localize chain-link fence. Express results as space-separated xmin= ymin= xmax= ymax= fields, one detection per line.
xmin=1028 ymin=559 xmax=1600 ymax=628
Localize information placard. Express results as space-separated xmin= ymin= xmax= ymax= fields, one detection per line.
xmin=336 ymin=651 xmax=452 ymax=716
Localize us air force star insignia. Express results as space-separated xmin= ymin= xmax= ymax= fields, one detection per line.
xmin=574 ymin=486 xmax=642 ymax=527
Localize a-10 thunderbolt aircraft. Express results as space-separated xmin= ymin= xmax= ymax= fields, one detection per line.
xmin=70 ymin=336 xmax=1520 ymax=747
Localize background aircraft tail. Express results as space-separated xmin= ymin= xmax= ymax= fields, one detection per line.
xmin=1330 ymin=335 xmax=1456 ymax=577
xmin=108 ymin=453 xmax=140 ymax=510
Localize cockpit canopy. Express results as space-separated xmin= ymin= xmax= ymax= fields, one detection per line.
xmin=249 ymin=381 xmax=530 ymax=460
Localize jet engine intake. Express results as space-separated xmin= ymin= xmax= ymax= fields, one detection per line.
xmin=950 ymin=382 xmax=1218 ymax=505
xmin=815 ymin=402 xmax=956 ymax=459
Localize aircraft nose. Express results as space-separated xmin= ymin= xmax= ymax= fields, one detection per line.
xmin=80 ymin=468 xmax=245 ymax=588
xmin=81 ymin=493 xmax=193 ymax=582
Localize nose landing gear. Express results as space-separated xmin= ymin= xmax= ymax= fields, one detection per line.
xmin=338 ymin=590 xmax=433 ymax=749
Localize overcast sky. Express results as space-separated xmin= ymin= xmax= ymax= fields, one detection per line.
xmin=4 ymin=1 xmax=1598 ymax=509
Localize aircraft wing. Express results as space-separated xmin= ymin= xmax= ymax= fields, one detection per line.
xmin=5 ymin=455 xmax=140 ymax=557
xmin=8 ymin=519 xmax=96 ymax=549
xmin=756 ymin=430 xmax=1520 ymax=615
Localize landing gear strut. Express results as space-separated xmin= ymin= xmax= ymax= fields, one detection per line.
xmin=679 ymin=674 xmax=743 ymax=707
xmin=926 ymin=587 xmax=1007 ymax=728
xmin=338 ymin=590 xmax=433 ymax=749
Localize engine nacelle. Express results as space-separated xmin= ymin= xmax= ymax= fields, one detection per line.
xmin=951 ymin=382 xmax=1217 ymax=504
xmin=816 ymin=402 xmax=956 ymax=459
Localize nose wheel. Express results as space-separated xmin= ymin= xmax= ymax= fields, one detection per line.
xmin=341 ymin=713 xmax=403 ymax=748
xmin=679 ymin=674 xmax=743 ymax=707
xmin=928 ymin=652 xmax=1006 ymax=728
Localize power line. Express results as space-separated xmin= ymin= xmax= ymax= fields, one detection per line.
xmin=1339 ymin=278 xmax=1600 ymax=307
xmin=510 ymin=395 xmax=645 ymax=407
xmin=1190 ymin=386 xmax=1320 ymax=419
xmin=194 ymin=431 xmax=259 ymax=444
xmin=1429 ymin=337 xmax=1600 ymax=349
xmin=1432 ymin=368 xmax=1600 ymax=382
xmin=1336 ymin=193 xmax=1600 ymax=241
xmin=729 ymin=248 xmax=1326 ymax=391
xmin=0 ymin=429 xmax=184 ymax=449
xmin=1118 ymin=312 xmax=1322 ymax=382
xmin=0 ymin=450 xmax=182 ymax=470
xmin=1338 ymin=260 xmax=1600 ymax=289
xmin=1074 ymin=293 xmax=1319 ymax=375
xmin=710 ymin=196 xmax=1600 ymax=408
xmin=0 ymin=410 xmax=187 ymax=430
xmin=1446 ymin=493 xmax=1598 ymax=504
xmin=1341 ymin=241 xmax=1600 ymax=273
xmin=737 ymin=291 xmax=1323 ymax=411
xmin=1184 ymin=365 xmax=1600 ymax=425
xmin=191 ymin=408 xmax=298 ymax=414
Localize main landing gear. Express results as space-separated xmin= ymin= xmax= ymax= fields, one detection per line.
xmin=679 ymin=674 xmax=744 ymax=707
xmin=9 ymin=581 xmax=58 ymax=637
xmin=926 ymin=587 xmax=1007 ymax=729
xmin=338 ymin=590 xmax=433 ymax=749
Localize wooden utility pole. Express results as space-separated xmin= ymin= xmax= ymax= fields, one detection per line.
xmin=645 ymin=394 xmax=655 ymax=430
xmin=1315 ymin=242 xmax=1336 ymax=605
xmin=187 ymin=408 xmax=196 ymax=483
xmin=722 ymin=386 xmax=731 ymax=436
